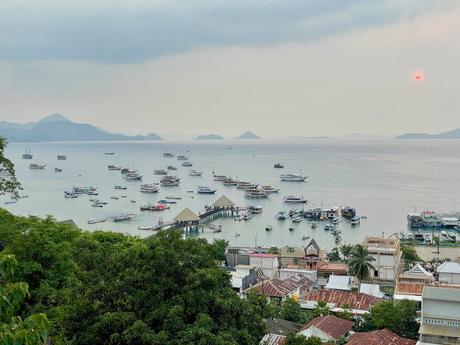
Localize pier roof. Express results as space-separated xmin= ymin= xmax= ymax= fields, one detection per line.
xmin=213 ymin=195 xmax=235 ymax=208
xmin=173 ymin=208 xmax=200 ymax=222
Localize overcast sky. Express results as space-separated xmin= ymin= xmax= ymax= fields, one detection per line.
xmin=0 ymin=0 xmax=459 ymax=137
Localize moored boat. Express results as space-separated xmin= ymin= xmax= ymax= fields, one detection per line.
xmin=163 ymin=152 xmax=174 ymax=158
xmin=29 ymin=163 xmax=46 ymax=169
xmin=108 ymin=165 xmax=121 ymax=171
xmin=167 ymin=165 xmax=177 ymax=171
xmin=213 ymin=174 xmax=227 ymax=181
xmin=177 ymin=155 xmax=188 ymax=160
xmin=197 ymin=186 xmax=217 ymax=194
xmin=22 ymin=150 xmax=33 ymax=159
xmin=88 ymin=218 xmax=106 ymax=224
xmin=261 ymin=185 xmax=280 ymax=193
xmin=182 ymin=161 xmax=193 ymax=167
xmin=223 ymin=177 xmax=237 ymax=186
xmin=280 ymin=173 xmax=307 ymax=182
xmin=140 ymin=203 xmax=169 ymax=211
xmin=351 ymin=216 xmax=361 ymax=225
xmin=160 ymin=175 xmax=180 ymax=186
xmin=154 ymin=169 xmax=168 ymax=175
xmin=57 ymin=155 xmax=67 ymax=160
xmin=275 ymin=211 xmax=286 ymax=220
xmin=189 ymin=169 xmax=203 ymax=176
xmin=140 ymin=184 xmax=159 ymax=193
xmin=124 ymin=171 xmax=142 ymax=181
xmin=283 ymin=195 xmax=307 ymax=204
xmin=274 ymin=163 xmax=284 ymax=169
xmin=54 ymin=167 xmax=62 ymax=172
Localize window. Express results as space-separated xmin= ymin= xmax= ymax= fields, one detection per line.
xmin=374 ymin=270 xmax=379 ymax=278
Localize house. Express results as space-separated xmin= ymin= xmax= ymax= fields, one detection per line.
xmin=245 ymin=273 xmax=315 ymax=302
xmin=299 ymin=315 xmax=354 ymax=343
xmin=259 ymin=334 xmax=286 ymax=345
xmin=259 ymin=318 xmax=303 ymax=344
xmin=249 ymin=253 xmax=279 ymax=279
xmin=299 ymin=289 xmax=381 ymax=315
xmin=418 ymin=286 xmax=460 ymax=344
xmin=280 ymin=246 xmax=306 ymax=267
xmin=437 ymin=261 xmax=460 ymax=286
xmin=316 ymin=261 xmax=349 ymax=281
xmin=394 ymin=263 xmax=434 ymax=304
xmin=325 ymin=275 xmax=352 ymax=291
xmin=279 ymin=267 xmax=317 ymax=282
xmin=226 ymin=247 xmax=251 ymax=267
xmin=363 ymin=236 xmax=401 ymax=282
xmin=230 ymin=265 xmax=267 ymax=293
xmin=360 ymin=283 xmax=385 ymax=298
xmin=348 ymin=329 xmax=416 ymax=345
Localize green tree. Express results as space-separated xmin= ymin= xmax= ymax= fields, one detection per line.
xmin=327 ymin=247 xmax=341 ymax=262
xmin=246 ymin=290 xmax=276 ymax=319
xmin=285 ymin=332 xmax=321 ymax=345
xmin=210 ymin=239 xmax=228 ymax=261
xmin=312 ymin=301 xmax=329 ymax=318
xmin=401 ymin=245 xmax=420 ymax=265
xmin=280 ymin=298 xmax=311 ymax=324
xmin=0 ymin=254 xmax=49 ymax=345
xmin=348 ymin=245 xmax=375 ymax=282
xmin=336 ymin=304 xmax=352 ymax=321
xmin=339 ymin=244 xmax=353 ymax=262
xmin=0 ymin=137 xmax=21 ymax=197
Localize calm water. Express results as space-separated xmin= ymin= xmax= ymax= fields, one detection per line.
xmin=3 ymin=139 xmax=460 ymax=250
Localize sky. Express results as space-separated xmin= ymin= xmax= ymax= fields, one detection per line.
xmin=0 ymin=0 xmax=459 ymax=137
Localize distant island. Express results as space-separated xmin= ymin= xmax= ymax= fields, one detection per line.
xmin=396 ymin=128 xmax=460 ymax=139
xmin=0 ymin=113 xmax=162 ymax=142
xmin=194 ymin=134 xmax=225 ymax=140
xmin=236 ymin=131 xmax=261 ymax=139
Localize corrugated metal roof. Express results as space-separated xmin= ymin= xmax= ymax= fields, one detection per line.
xmin=300 ymin=289 xmax=381 ymax=311
xmin=437 ymin=261 xmax=460 ymax=274
xmin=301 ymin=315 xmax=354 ymax=339
xmin=325 ymin=275 xmax=352 ymax=291
xmin=347 ymin=329 xmax=416 ymax=345
xmin=423 ymin=286 xmax=460 ymax=302
xmin=259 ymin=334 xmax=286 ymax=345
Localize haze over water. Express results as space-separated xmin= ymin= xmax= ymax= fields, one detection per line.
xmin=3 ymin=139 xmax=460 ymax=250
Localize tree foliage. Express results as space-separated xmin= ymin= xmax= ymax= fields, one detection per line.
xmin=0 ymin=210 xmax=266 ymax=344
xmin=348 ymin=245 xmax=375 ymax=281
xmin=401 ymin=245 xmax=420 ymax=265
xmin=0 ymin=137 xmax=21 ymax=197
xmin=285 ymin=333 xmax=321 ymax=345
xmin=280 ymin=298 xmax=312 ymax=324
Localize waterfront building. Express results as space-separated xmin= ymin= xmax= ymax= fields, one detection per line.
xmin=363 ymin=236 xmax=401 ymax=282
xmin=437 ymin=262 xmax=460 ymax=286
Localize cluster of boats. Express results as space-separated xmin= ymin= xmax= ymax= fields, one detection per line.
xmin=234 ymin=205 xmax=263 ymax=221
xmin=212 ymin=173 xmax=280 ymax=198
xmin=407 ymin=210 xmax=460 ymax=229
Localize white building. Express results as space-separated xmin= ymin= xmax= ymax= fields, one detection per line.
xmin=437 ymin=262 xmax=460 ymax=286
xmin=363 ymin=236 xmax=401 ymax=282
xmin=249 ymin=253 xmax=279 ymax=279
xmin=418 ymin=287 xmax=460 ymax=345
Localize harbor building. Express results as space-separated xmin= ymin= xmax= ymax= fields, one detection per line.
xmin=436 ymin=262 xmax=460 ymax=286
xmin=363 ymin=236 xmax=401 ymax=282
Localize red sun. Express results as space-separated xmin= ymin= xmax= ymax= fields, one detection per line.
xmin=413 ymin=71 xmax=424 ymax=81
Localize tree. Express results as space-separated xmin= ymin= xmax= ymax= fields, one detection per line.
xmin=327 ymin=247 xmax=341 ymax=262
xmin=280 ymin=298 xmax=312 ymax=324
xmin=401 ymin=245 xmax=420 ymax=265
xmin=0 ymin=254 xmax=49 ymax=345
xmin=285 ymin=333 xmax=321 ymax=345
xmin=336 ymin=304 xmax=352 ymax=321
xmin=312 ymin=301 xmax=329 ymax=318
xmin=348 ymin=245 xmax=375 ymax=282
xmin=0 ymin=137 xmax=21 ymax=197
xmin=339 ymin=244 xmax=353 ymax=262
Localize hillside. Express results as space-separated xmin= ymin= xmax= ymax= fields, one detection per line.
xmin=236 ymin=131 xmax=261 ymax=139
xmin=195 ymin=133 xmax=225 ymax=140
xmin=396 ymin=128 xmax=460 ymax=139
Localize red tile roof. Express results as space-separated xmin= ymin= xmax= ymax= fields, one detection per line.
xmin=300 ymin=290 xmax=381 ymax=311
xmin=347 ymin=329 xmax=416 ymax=345
xmin=301 ymin=316 xmax=354 ymax=339
xmin=317 ymin=262 xmax=348 ymax=275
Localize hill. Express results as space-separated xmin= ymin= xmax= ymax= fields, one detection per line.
xmin=0 ymin=114 xmax=162 ymax=142
xmin=396 ymin=128 xmax=460 ymax=139
xmin=236 ymin=131 xmax=261 ymax=139
xmin=195 ymin=133 xmax=225 ymax=140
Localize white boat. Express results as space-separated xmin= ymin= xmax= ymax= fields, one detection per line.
xmin=189 ymin=169 xmax=203 ymax=176
xmin=246 ymin=189 xmax=268 ymax=198
xmin=332 ymin=217 xmax=339 ymax=224
xmin=138 ymin=226 xmax=155 ymax=231
xmin=324 ymin=224 xmax=337 ymax=231
xmin=113 ymin=214 xmax=136 ymax=222
xmin=163 ymin=152 xmax=174 ymax=158
xmin=261 ymin=185 xmax=280 ymax=193
xmin=223 ymin=178 xmax=238 ymax=186
xmin=283 ymin=195 xmax=307 ymax=204
xmin=177 ymin=155 xmax=188 ymax=160
xmin=140 ymin=184 xmax=159 ymax=193
xmin=108 ymin=165 xmax=121 ymax=171
xmin=54 ymin=167 xmax=62 ymax=172
xmin=57 ymin=155 xmax=67 ymax=160
xmin=124 ymin=172 xmax=143 ymax=181
xmin=197 ymin=186 xmax=217 ymax=194
xmin=88 ymin=218 xmax=106 ymax=224
xmin=160 ymin=175 xmax=180 ymax=186
xmin=4 ymin=200 xmax=17 ymax=205
xmin=64 ymin=191 xmax=78 ymax=198
xmin=104 ymin=152 xmax=115 ymax=155
xmin=167 ymin=165 xmax=177 ymax=171
xmin=280 ymin=173 xmax=307 ymax=182
xmin=236 ymin=181 xmax=254 ymax=189
xmin=29 ymin=163 xmax=46 ymax=169
xmin=154 ymin=169 xmax=168 ymax=175
xmin=275 ymin=211 xmax=286 ymax=220
xmin=351 ymin=216 xmax=361 ymax=225
xmin=234 ymin=214 xmax=244 ymax=221
xmin=249 ymin=205 xmax=263 ymax=214
xmin=22 ymin=150 xmax=33 ymax=159
xmin=114 ymin=185 xmax=127 ymax=190
xmin=292 ymin=215 xmax=303 ymax=223
xmin=182 ymin=161 xmax=193 ymax=167
xmin=311 ymin=222 xmax=318 ymax=229
xmin=213 ymin=174 xmax=227 ymax=181
xmin=243 ymin=212 xmax=253 ymax=221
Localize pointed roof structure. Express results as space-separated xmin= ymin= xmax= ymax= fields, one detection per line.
xmin=213 ymin=195 xmax=235 ymax=208
xmin=305 ymin=239 xmax=320 ymax=257
xmin=173 ymin=208 xmax=200 ymax=222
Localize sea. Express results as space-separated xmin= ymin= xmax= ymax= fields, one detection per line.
xmin=3 ymin=139 xmax=460 ymax=250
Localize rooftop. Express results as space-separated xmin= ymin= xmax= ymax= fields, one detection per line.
xmin=399 ymin=263 xmax=434 ymax=280
xmin=246 ymin=273 xmax=314 ymax=298
xmin=423 ymin=286 xmax=460 ymax=302
xmin=360 ymin=283 xmax=385 ymax=298
xmin=301 ymin=315 xmax=354 ymax=339
xmin=325 ymin=275 xmax=352 ymax=291
xmin=173 ymin=207 xmax=200 ymax=222
xmin=317 ymin=261 xmax=348 ymax=275
xmin=264 ymin=318 xmax=303 ymax=336
xmin=364 ymin=236 xmax=399 ymax=250
xmin=300 ymin=289 xmax=381 ymax=311
xmin=281 ymin=246 xmax=305 ymax=258
xmin=347 ymin=329 xmax=416 ymax=345
xmin=259 ymin=334 xmax=286 ymax=345
xmin=437 ymin=261 xmax=460 ymax=274
xmin=250 ymin=253 xmax=278 ymax=259
xmin=212 ymin=195 xmax=235 ymax=208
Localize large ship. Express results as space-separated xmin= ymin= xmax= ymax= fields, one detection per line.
xmin=280 ymin=173 xmax=307 ymax=182
xmin=283 ymin=195 xmax=307 ymax=204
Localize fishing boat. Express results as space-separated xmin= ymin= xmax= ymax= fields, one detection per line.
xmin=236 ymin=181 xmax=254 ymax=189
xmin=163 ymin=152 xmax=175 ymax=158
xmin=159 ymin=199 xmax=176 ymax=204
xmin=280 ymin=173 xmax=307 ymax=182
xmin=87 ymin=218 xmax=106 ymax=224
xmin=29 ymin=163 xmax=46 ymax=169
xmin=261 ymin=185 xmax=280 ymax=193
xmin=54 ymin=167 xmax=62 ymax=172
xmin=140 ymin=203 xmax=169 ymax=211
xmin=124 ymin=171 xmax=143 ymax=181
xmin=154 ymin=169 xmax=168 ymax=175
xmin=182 ymin=161 xmax=193 ymax=167
xmin=72 ymin=186 xmax=97 ymax=194
xmin=275 ymin=211 xmax=286 ymax=220
xmin=265 ymin=225 xmax=273 ymax=231
xmin=120 ymin=168 xmax=130 ymax=174
xmin=243 ymin=211 xmax=253 ymax=221
xmin=189 ymin=169 xmax=203 ymax=176
xmin=167 ymin=165 xmax=177 ymax=171
xmin=22 ymin=149 xmax=33 ymax=159
xmin=249 ymin=205 xmax=263 ymax=214
xmin=160 ymin=175 xmax=180 ymax=186
xmin=213 ymin=174 xmax=227 ymax=181
xmin=177 ymin=155 xmax=188 ymax=160
xmin=351 ymin=216 xmax=361 ymax=225
xmin=114 ymin=185 xmax=127 ymax=190
xmin=140 ymin=184 xmax=159 ymax=193
xmin=57 ymin=155 xmax=67 ymax=160
xmin=222 ymin=177 xmax=238 ymax=186
xmin=246 ymin=189 xmax=268 ymax=198
xmin=197 ymin=186 xmax=217 ymax=194
xmin=108 ymin=165 xmax=121 ymax=171
xmin=292 ymin=215 xmax=303 ymax=223
xmin=274 ymin=163 xmax=284 ymax=169
xmin=283 ymin=195 xmax=307 ymax=204
xmin=113 ymin=214 xmax=136 ymax=222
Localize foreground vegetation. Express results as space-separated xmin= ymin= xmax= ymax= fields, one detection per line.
xmin=0 ymin=210 xmax=267 ymax=345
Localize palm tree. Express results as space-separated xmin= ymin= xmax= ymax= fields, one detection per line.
xmin=348 ymin=244 xmax=375 ymax=282
xmin=313 ymin=301 xmax=329 ymax=317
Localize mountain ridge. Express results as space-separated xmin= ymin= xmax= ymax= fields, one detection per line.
xmin=396 ymin=128 xmax=460 ymax=139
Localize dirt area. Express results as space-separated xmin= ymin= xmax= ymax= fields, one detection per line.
xmin=415 ymin=245 xmax=460 ymax=261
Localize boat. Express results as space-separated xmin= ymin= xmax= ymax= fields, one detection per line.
xmin=64 ymin=191 xmax=78 ymax=198
xmin=154 ymin=169 xmax=168 ymax=175
xmin=130 ymin=200 xmax=137 ymax=203
xmin=110 ymin=196 xmax=119 ymax=200
xmin=57 ymin=155 xmax=67 ymax=160
xmin=331 ymin=217 xmax=339 ymax=224
xmin=441 ymin=231 xmax=456 ymax=242
xmin=280 ymin=173 xmax=307 ymax=182
xmin=197 ymin=186 xmax=217 ymax=194
xmin=351 ymin=216 xmax=361 ymax=225
xmin=283 ymin=196 xmax=307 ymax=204
xmin=311 ymin=222 xmax=318 ymax=229
xmin=222 ymin=177 xmax=238 ymax=186
xmin=4 ymin=200 xmax=17 ymax=205
xmin=274 ymin=163 xmax=284 ymax=169
xmin=234 ymin=213 xmax=244 ymax=221
xmin=249 ymin=205 xmax=263 ymax=214
xmin=265 ymin=225 xmax=273 ymax=231
xmin=261 ymin=185 xmax=280 ymax=193
xmin=177 ymin=155 xmax=188 ymax=160
xmin=124 ymin=172 xmax=143 ymax=181
xmin=235 ymin=233 xmax=241 ymax=238
xmin=289 ymin=227 xmax=295 ymax=232
xmin=104 ymin=152 xmax=115 ymax=155
xmin=324 ymin=224 xmax=337 ymax=231
xmin=189 ymin=169 xmax=203 ymax=176
xmin=341 ymin=207 xmax=356 ymax=219
xmin=275 ymin=211 xmax=286 ymax=220
xmin=54 ymin=167 xmax=62 ymax=172
xmin=166 ymin=196 xmax=182 ymax=200
xmin=29 ymin=163 xmax=46 ymax=169
xmin=108 ymin=165 xmax=121 ymax=171
xmin=292 ymin=215 xmax=303 ymax=223
xmin=87 ymin=218 xmax=106 ymax=224
xmin=182 ymin=161 xmax=193 ymax=167
xmin=159 ymin=199 xmax=176 ymax=204
xmin=138 ymin=226 xmax=155 ymax=231
xmin=113 ymin=214 xmax=136 ymax=222
xmin=140 ymin=203 xmax=169 ymax=211
xmin=236 ymin=181 xmax=254 ymax=189
xmin=114 ymin=185 xmax=127 ymax=190
xmin=120 ymin=168 xmax=130 ymax=174
xmin=302 ymin=236 xmax=310 ymax=240
xmin=243 ymin=212 xmax=253 ymax=221
xmin=213 ymin=174 xmax=227 ymax=181
xmin=22 ymin=150 xmax=33 ymax=159
xmin=167 ymin=165 xmax=177 ymax=171
xmin=163 ymin=152 xmax=175 ymax=158
xmin=140 ymin=184 xmax=159 ymax=193
xmin=245 ymin=189 xmax=268 ymax=198
xmin=160 ymin=175 xmax=180 ymax=186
